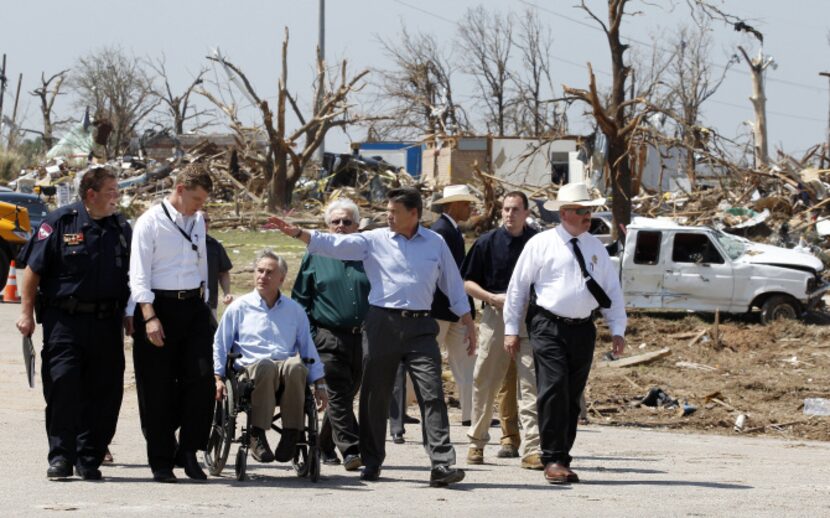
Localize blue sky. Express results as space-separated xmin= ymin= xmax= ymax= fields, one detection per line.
xmin=2 ymin=0 xmax=829 ymax=158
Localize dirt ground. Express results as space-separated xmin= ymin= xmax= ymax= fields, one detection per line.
xmin=214 ymin=228 xmax=830 ymax=443
xmin=587 ymin=312 xmax=830 ymax=442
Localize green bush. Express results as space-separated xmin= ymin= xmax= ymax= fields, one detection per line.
xmin=0 ymin=149 xmax=25 ymax=184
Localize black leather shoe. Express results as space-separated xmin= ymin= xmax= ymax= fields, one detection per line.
xmin=461 ymin=420 xmax=471 ymax=427
xmin=391 ymin=433 xmax=405 ymax=444
xmin=274 ymin=429 xmax=302 ymax=463
xmin=250 ymin=427 xmax=275 ymax=463
xmin=47 ymin=459 xmax=73 ymax=480
xmin=75 ymin=464 xmax=102 ymax=480
xmin=152 ymin=469 xmax=178 ymax=483
xmin=321 ymin=449 xmax=341 ymax=466
xmin=429 ymin=465 xmax=465 ymax=487
xmin=403 ymin=414 xmax=420 ymax=424
xmin=181 ymin=451 xmax=207 ymax=481
xmin=360 ymin=465 xmax=381 ymax=481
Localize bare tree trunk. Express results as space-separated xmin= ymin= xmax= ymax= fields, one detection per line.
xmin=738 ymin=46 xmax=770 ymax=169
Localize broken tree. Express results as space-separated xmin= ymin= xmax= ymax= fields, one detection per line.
xmin=202 ymin=28 xmax=371 ymax=211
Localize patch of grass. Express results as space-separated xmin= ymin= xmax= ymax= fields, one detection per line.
xmin=210 ymin=228 xmax=307 ymax=313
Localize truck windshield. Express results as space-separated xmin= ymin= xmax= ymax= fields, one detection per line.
xmin=715 ymin=230 xmax=746 ymax=260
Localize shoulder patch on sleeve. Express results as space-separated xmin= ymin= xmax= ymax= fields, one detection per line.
xmin=37 ymin=223 xmax=53 ymax=241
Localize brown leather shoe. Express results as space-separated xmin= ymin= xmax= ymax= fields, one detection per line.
xmin=543 ymin=462 xmax=571 ymax=484
xmin=566 ymin=467 xmax=580 ymax=483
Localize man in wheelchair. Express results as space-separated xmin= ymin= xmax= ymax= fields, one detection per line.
xmin=213 ymin=249 xmax=328 ymax=463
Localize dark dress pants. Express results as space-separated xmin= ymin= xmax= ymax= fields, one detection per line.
xmin=528 ymin=312 xmax=596 ymax=466
xmin=360 ymin=307 xmax=456 ymax=469
xmin=41 ymin=308 xmax=124 ymax=469
xmin=133 ymin=297 xmax=214 ymax=472
xmin=316 ymin=327 xmax=362 ymax=457
xmin=388 ymin=362 xmax=407 ymax=436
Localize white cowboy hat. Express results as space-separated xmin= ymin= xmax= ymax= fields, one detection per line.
xmin=433 ymin=184 xmax=478 ymax=205
xmin=543 ymin=182 xmax=606 ymax=211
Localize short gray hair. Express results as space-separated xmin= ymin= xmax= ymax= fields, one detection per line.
xmin=254 ymin=248 xmax=287 ymax=275
xmin=324 ymin=198 xmax=360 ymax=225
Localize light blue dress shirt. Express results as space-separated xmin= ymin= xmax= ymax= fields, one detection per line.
xmin=213 ymin=290 xmax=324 ymax=381
xmin=307 ymin=225 xmax=471 ymax=317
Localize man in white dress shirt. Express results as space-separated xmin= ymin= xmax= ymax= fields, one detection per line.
xmin=503 ymin=183 xmax=626 ymax=485
xmin=130 ymin=165 xmax=215 ymax=483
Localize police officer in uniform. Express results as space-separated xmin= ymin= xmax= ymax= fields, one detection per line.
xmin=16 ymin=167 xmax=132 ymax=480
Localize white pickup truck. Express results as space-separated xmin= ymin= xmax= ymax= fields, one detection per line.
xmin=615 ymin=218 xmax=830 ymax=323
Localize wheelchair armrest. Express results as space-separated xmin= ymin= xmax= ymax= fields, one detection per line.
xmin=228 ymin=352 xmax=243 ymax=360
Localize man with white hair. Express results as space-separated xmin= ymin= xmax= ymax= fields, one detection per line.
xmin=292 ymin=199 xmax=368 ymax=472
xmin=504 ymin=183 xmax=626 ymax=485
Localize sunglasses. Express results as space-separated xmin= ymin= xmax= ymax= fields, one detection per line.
xmin=331 ymin=218 xmax=354 ymax=226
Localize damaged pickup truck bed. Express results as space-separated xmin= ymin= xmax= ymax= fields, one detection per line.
xmin=615 ymin=218 xmax=830 ymax=323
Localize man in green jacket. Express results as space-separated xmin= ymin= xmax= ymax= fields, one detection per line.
xmin=292 ymin=198 xmax=369 ymax=472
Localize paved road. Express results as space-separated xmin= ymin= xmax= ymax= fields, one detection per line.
xmin=0 ymin=303 xmax=828 ymax=517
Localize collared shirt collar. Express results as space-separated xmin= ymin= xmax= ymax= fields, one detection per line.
xmin=499 ymin=224 xmax=531 ymax=241
xmin=389 ymin=223 xmax=428 ymax=240
xmin=254 ymin=289 xmax=282 ymax=309
xmin=555 ymin=224 xmax=587 ymax=242
xmin=442 ymin=213 xmax=458 ymax=229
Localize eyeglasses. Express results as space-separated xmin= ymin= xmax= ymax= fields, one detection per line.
xmin=331 ymin=218 xmax=353 ymax=226
xmin=566 ymin=207 xmax=593 ymax=216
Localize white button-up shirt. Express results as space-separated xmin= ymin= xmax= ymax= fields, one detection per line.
xmin=504 ymin=224 xmax=626 ymax=337
xmin=129 ymin=199 xmax=208 ymax=304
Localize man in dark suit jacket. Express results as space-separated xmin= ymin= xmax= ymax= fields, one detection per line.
xmin=429 ymin=185 xmax=478 ymax=426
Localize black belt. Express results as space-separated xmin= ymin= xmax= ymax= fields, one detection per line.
xmin=372 ymin=306 xmax=431 ymax=318
xmin=536 ymin=306 xmax=593 ymax=325
xmin=153 ymin=288 xmax=202 ymax=300
xmin=318 ymin=323 xmax=362 ymax=335
xmin=46 ymin=297 xmax=122 ymax=317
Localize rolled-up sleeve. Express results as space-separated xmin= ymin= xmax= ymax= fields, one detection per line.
xmin=295 ymin=309 xmax=324 ymax=382
xmin=504 ymin=239 xmax=538 ymax=336
xmin=129 ymin=215 xmax=156 ymax=304
xmin=436 ymin=240 xmax=471 ymax=318
xmin=307 ymin=230 xmax=369 ymax=261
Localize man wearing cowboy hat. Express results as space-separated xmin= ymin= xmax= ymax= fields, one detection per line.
xmin=429 ymin=184 xmax=478 ymax=427
xmin=503 ymin=182 xmax=626 ymax=485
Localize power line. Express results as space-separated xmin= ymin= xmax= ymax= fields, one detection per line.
xmin=520 ymin=0 xmax=825 ymax=94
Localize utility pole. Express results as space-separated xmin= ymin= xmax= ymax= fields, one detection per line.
xmin=7 ymin=72 xmax=22 ymax=148
xmin=820 ymin=72 xmax=830 ymax=169
xmin=315 ymin=0 xmax=326 ymax=169
xmin=0 ymin=54 xmax=7 ymax=149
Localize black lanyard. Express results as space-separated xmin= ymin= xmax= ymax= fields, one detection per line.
xmin=161 ymin=201 xmax=199 ymax=257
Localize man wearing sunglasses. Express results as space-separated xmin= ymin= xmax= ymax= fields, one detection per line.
xmin=292 ymin=199 xmax=368 ymax=473
xmin=503 ymin=182 xmax=626 ymax=485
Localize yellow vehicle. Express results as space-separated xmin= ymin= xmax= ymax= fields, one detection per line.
xmin=0 ymin=201 xmax=31 ymax=291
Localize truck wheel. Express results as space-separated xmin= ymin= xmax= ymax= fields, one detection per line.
xmin=760 ymin=295 xmax=800 ymax=324
xmin=0 ymin=247 xmax=9 ymax=293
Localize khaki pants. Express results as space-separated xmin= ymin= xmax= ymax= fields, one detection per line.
xmin=437 ymin=319 xmax=475 ymax=422
xmin=467 ymin=305 xmax=540 ymax=458
xmin=497 ymin=359 xmax=520 ymax=447
xmin=240 ymin=356 xmax=308 ymax=431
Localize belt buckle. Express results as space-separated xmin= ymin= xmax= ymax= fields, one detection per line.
xmin=177 ymin=290 xmax=187 ymax=300
xmin=401 ymin=310 xmax=411 ymax=318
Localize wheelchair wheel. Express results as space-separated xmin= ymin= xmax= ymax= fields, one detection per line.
xmin=308 ymin=444 xmax=321 ymax=482
xmin=292 ymin=444 xmax=310 ymax=478
xmin=204 ymin=379 xmax=235 ymax=476
xmin=235 ymin=446 xmax=248 ymax=481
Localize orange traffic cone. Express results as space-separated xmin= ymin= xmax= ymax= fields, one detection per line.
xmin=3 ymin=260 xmax=20 ymax=303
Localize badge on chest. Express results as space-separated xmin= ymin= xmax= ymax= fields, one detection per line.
xmin=63 ymin=233 xmax=85 ymax=246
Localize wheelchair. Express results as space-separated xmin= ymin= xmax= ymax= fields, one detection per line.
xmin=203 ymin=352 xmax=321 ymax=481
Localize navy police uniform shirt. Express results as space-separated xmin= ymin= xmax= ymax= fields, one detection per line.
xmin=21 ymin=201 xmax=131 ymax=304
